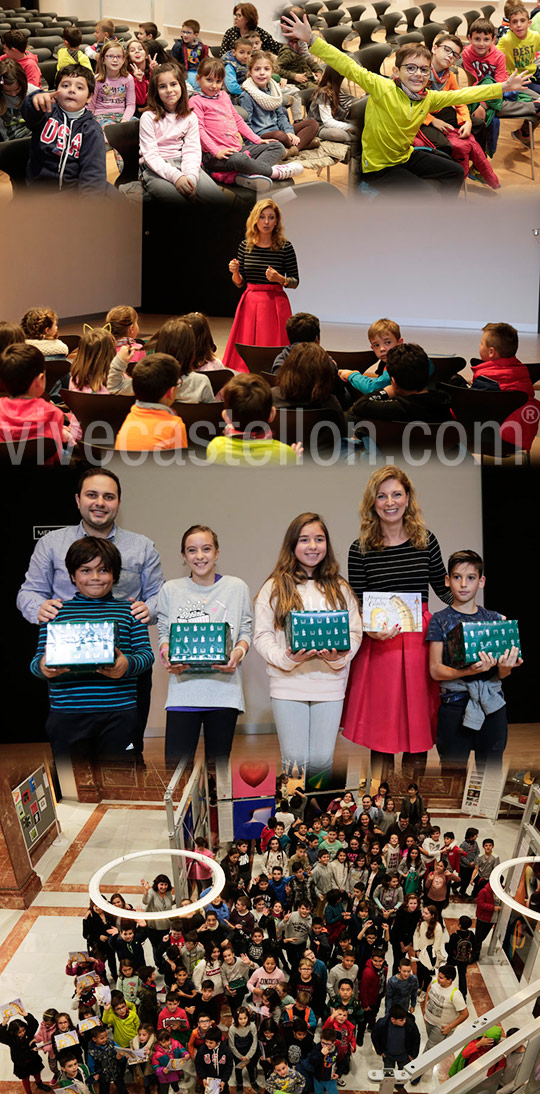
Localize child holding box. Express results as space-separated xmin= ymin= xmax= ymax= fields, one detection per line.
xmin=281 ymin=10 xmax=531 ymax=190
xmin=427 ymin=549 xmax=522 ymax=769
xmin=30 ymin=537 xmax=154 ymax=761
xmin=157 ymin=524 xmax=252 ymax=768
xmin=254 ymin=512 xmax=362 ymax=786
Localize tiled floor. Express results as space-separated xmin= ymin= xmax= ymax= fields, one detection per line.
xmin=0 ymin=797 xmax=534 ymax=1092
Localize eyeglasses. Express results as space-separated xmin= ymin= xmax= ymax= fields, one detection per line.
xmin=402 ymin=63 xmax=430 ymax=75
xmin=441 ymin=43 xmax=461 ymax=59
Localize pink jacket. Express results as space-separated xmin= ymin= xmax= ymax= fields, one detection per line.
xmin=139 ymin=109 xmax=202 ymax=185
xmin=190 ymin=90 xmax=261 ymax=156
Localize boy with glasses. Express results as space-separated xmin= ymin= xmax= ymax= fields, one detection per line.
xmin=282 ymin=11 xmax=530 ymax=190
xmin=419 ymin=33 xmax=500 ymax=188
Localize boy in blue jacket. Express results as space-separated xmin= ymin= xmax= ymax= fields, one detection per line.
xmin=21 ymin=64 xmax=107 ymax=193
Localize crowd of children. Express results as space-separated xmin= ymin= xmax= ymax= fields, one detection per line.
xmin=1 ymin=301 xmax=536 ymax=462
xmin=1 ymin=788 xmax=519 ymax=1094
xmin=4 ymin=0 xmax=540 ymax=196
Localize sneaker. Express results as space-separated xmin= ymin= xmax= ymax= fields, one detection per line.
xmin=271 ymin=162 xmax=304 ymax=180
xmin=512 ymin=127 xmax=530 ymax=147
xmin=468 ymin=166 xmax=487 ymax=185
xmin=337 ymin=1079 xmax=347 ymax=1087
xmin=235 ymin=174 xmax=273 ymax=191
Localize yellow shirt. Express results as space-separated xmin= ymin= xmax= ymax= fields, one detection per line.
xmin=56 ymin=47 xmax=92 ymax=72
xmin=206 ymin=434 xmax=298 ymax=466
xmin=309 ymin=37 xmax=505 ymax=172
xmin=497 ymin=29 xmax=540 ymax=76
xmin=115 ymin=404 xmax=187 ymax=451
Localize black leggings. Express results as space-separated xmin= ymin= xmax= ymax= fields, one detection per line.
xmin=165 ymin=707 xmax=239 ymax=767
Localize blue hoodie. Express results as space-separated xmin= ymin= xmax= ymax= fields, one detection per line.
xmin=21 ymin=90 xmax=107 ymax=192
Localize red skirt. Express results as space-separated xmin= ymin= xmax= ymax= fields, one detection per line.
xmin=223 ymin=283 xmax=291 ymax=373
xmin=341 ymin=609 xmax=439 ymax=755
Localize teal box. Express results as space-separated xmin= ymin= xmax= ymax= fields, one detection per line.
xmin=169 ymin=621 xmax=232 ymax=669
xmin=284 ymin=610 xmax=350 ymax=652
xmin=45 ymin=620 xmax=117 ymax=670
xmin=447 ymin=619 xmax=521 ymax=667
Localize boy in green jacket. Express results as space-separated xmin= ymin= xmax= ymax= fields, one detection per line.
xmin=282 ymin=10 xmax=531 ymax=190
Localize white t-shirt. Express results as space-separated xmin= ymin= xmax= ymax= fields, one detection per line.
xmin=422 ymin=837 xmax=442 ymax=865
xmin=425 ymin=980 xmax=466 ymax=1030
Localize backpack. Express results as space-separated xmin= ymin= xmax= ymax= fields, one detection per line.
xmin=455 ymin=933 xmax=474 ymax=964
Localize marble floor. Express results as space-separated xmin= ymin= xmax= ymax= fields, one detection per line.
xmin=0 ymin=798 xmax=534 ymax=1093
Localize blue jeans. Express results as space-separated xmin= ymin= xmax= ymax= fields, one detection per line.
xmin=314 ymin=1081 xmax=337 ymax=1094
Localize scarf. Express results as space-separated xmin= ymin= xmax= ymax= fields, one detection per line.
xmin=242 ymin=76 xmax=283 ymax=109
xmin=393 ymin=76 xmax=428 ymax=101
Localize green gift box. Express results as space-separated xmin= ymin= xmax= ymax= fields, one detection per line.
xmin=284 ymin=610 xmax=350 ymax=652
xmin=45 ymin=619 xmax=117 ymax=670
xmin=447 ymin=619 xmax=521 ymax=667
xmin=169 ymin=621 xmax=232 ymax=670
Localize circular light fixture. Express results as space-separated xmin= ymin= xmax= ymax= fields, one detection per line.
xmin=489 ymin=856 xmax=540 ymax=921
xmin=88 ymin=849 xmax=225 ymax=921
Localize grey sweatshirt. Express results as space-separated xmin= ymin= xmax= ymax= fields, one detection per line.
xmin=107 ymin=353 xmax=214 ymax=403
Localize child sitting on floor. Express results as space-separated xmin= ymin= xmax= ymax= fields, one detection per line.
xmin=191 ymin=56 xmax=302 ymax=192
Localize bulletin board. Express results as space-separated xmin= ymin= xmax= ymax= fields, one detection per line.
xmin=11 ymin=765 xmax=57 ymax=852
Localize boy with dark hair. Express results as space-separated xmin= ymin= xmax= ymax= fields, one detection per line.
xmin=109 ymin=921 xmax=148 ymax=968
xmin=471 ymin=839 xmax=500 ymax=897
xmin=195 ymin=1027 xmax=234 ymax=1093
xmin=271 ymin=313 xmax=321 ymax=374
xmin=471 ymin=323 xmax=538 ymax=449
xmin=0 ymin=343 xmax=67 ymax=458
xmin=267 ymin=1055 xmax=306 ymax=1094
xmin=419 ymin=33 xmax=500 ymax=188
xmin=58 ymin=1049 xmax=92 ymax=1094
xmin=206 ymin=374 xmax=303 ymax=465
xmin=347 ymin=343 xmax=450 ymax=429
xmin=57 ymin=27 xmax=93 ymax=73
xmin=428 ymin=549 xmax=522 ymax=768
xmin=86 ymin=1024 xmax=128 ymax=1094
xmin=371 ymin=1004 xmax=421 ymax=1091
xmin=115 ymin=354 xmax=187 ymax=452
xmin=463 ymin=17 xmax=540 ymax=148
xmin=303 ymin=1031 xmax=337 ymax=1094
xmin=385 ymin=958 xmax=418 ymax=1015
xmin=359 ymin=950 xmax=388 ymax=1039
xmin=322 ymin=1006 xmax=356 ymax=1084
xmin=21 ymin=65 xmax=108 ymax=193
xmin=446 ymin=916 xmax=476 ymax=998
xmin=30 ymin=536 xmax=154 ymax=759
xmin=223 ymin=36 xmax=253 ymax=98
xmin=0 ymin=29 xmax=41 ymax=85
xmin=283 ymin=11 xmax=530 ymax=189
xmin=172 ymin=20 xmax=209 ymax=88
xmin=137 ymin=21 xmax=159 ymax=41
xmin=85 ymin=19 xmax=115 ymax=62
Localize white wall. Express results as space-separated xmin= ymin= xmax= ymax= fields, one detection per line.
xmin=110 ymin=459 xmax=483 ymax=734
xmin=1 ymin=193 xmax=142 ymax=322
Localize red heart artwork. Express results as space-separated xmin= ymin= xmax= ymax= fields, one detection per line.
xmin=239 ymin=762 xmax=269 ymax=788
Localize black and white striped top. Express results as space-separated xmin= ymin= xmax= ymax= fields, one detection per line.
xmin=220 ymin=24 xmax=281 ymax=56
xmin=237 ymin=240 xmax=299 ymax=285
xmin=348 ymin=531 xmax=452 ymax=607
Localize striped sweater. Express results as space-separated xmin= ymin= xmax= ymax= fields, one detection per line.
xmin=30 ymin=591 xmax=154 ymax=710
xmin=348 ymin=532 xmax=452 ymax=607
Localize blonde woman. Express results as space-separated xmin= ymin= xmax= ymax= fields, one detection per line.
xmin=224 ymin=199 xmax=299 ymax=373
xmin=342 ymin=466 xmax=452 ymax=772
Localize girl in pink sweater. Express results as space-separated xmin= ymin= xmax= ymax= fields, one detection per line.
xmin=191 ymin=56 xmax=303 ymax=192
xmin=89 ymin=40 xmax=135 ymax=167
xmin=254 ymin=512 xmax=362 ymax=786
xmin=139 ymin=62 xmax=229 ymax=203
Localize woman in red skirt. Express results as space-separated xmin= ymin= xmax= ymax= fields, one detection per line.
xmin=224 ymin=198 xmax=299 ymax=373
xmin=342 ymin=465 xmax=452 ymax=778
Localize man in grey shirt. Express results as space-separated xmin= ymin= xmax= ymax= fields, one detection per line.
xmin=17 ymin=467 xmax=164 ymax=756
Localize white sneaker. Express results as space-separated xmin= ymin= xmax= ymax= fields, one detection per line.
xmin=235 ymin=174 xmax=273 ymax=191
xmin=272 ymin=162 xmax=304 ymax=180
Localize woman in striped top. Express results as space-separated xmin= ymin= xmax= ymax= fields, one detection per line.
xmin=223 ymin=199 xmax=299 ymax=372
xmin=31 ymin=537 xmax=154 ymax=760
xmin=341 ymin=466 xmax=451 ymax=771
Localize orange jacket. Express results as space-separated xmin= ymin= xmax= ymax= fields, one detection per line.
xmin=425 ymin=70 xmax=469 ymax=127
xmin=115 ymin=404 xmax=187 ymax=451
